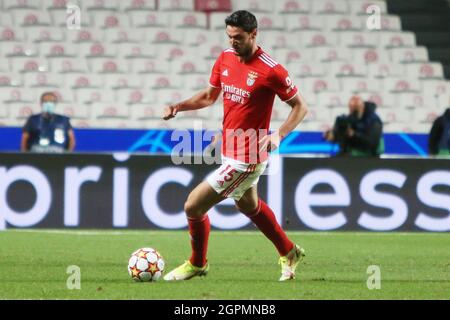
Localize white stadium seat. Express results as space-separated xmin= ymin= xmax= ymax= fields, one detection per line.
xmin=66 ymin=29 xmax=104 ymax=43
xmin=156 ymin=44 xmax=197 ymax=61
xmin=170 ymin=12 xmax=208 ymax=29
xmin=159 ymin=0 xmax=195 ymax=11
xmin=184 ymin=29 xmax=218 ymax=47
xmin=437 ymin=94 xmax=450 ymax=109
xmin=105 ymin=29 xmax=145 ymax=44
xmin=394 ymin=93 xmax=438 ymax=109
xmin=301 ymin=77 xmax=339 ymax=93
xmin=197 ymin=43 xmax=225 ymax=61
xmin=180 ymin=74 xmax=210 ymax=91
xmin=209 ymin=12 xmax=229 ymax=30
xmin=317 ymin=91 xmax=353 ymax=108
xmin=79 ymin=42 xmax=118 ymax=58
xmin=145 ymin=28 xmax=183 ymax=45
xmin=143 ymin=74 xmax=184 ymax=90
xmin=171 ymin=58 xmax=209 ymax=74
xmin=352 ymin=48 xmax=390 ymax=65
xmin=299 ymin=31 xmax=339 ymax=47
xmin=275 ymin=0 xmax=312 ymax=14
xmin=82 ymin=0 xmax=119 ymax=11
xmin=89 ymin=58 xmax=130 ymax=74
xmin=90 ymin=102 xmax=130 ymax=119
xmin=3 ymin=0 xmax=42 ymax=10
xmin=40 ymin=42 xmax=78 ymax=58
xmin=51 ymin=58 xmax=90 ymax=74
xmin=75 ymin=88 xmax=115 ymax=104
xmin=368 ymin=63 xmax=406 ymax=78
xmin=287 ymin=62 xmax=327 ymax=78
xmin=118 ymin=44 xmax=157 ymax=59
xmin=256 ymin=14 xmax=286 ymax=31
xmin=274 ymin=48 xmax=314 ymax=65
xmin=131 ymin=104 xmax=162 ymax=121
xmin=259 ymin=31 xmax=293 ymax=50
xmin=91 ymin=12 xmax=130 ymax=29
xmin=359 ymin=92 xmax=396 ymax=109
xmin=24 ymin=73 xmax=63 ymax=88
xmin=104 ymin=74 xmax=144 ymax=90
xmin=340 ymin=78 xmax=382 ymax=93
xmin=12 ymin=10 xmax=52 ymax=27
xmin=59 ymin=103 xmax=90 ymax=120
xmin=421 ymin=80 xmax=450 ymax=97
xmin=50 ymin=9 xmax=91 ymax=28
xmin=7 ymin=102 xmax=41 ymax=120
xmin=377 ymin=107 xmax=411 ymax=124
xmin=2 ymin=42 xmax=39 ymax=57
xmin=0 ymin=26 xmax=26 ymax=42
xmin=119 ymin=0 xmax=157 ymax=12
xmin=285 ymin=14 xmax=325 ymax=32
xmin=10 ymin=57 xmax=49 ymax=73
xmin=339 ymin=31 xmax=379 ymax=48
xmin=303 ymin=107 xmax=333 ymax=123
xmin=0 ymin=12 xmax=13 ymax=26
xmin=155 ymin=89 xmax=194 ymax=105
xmin=65 ymin=73 xmax=104 ymax=89
xmin=379 ymin=15 xmax=402 ymax=31
xmin=129 ymin=58 xmax=170 ymax=74
xmin=324 ymin=15 xmax=364 ymax=31
xmin=116 ymin=88 xmax=156 ymax=105
xmin=26 ymin=27 xmax=65 ymax=43
xmin=413 ymin=107 xmax=442 ymax=124
xmin=313 ymin=47 xmax=352 ymax=63
xmin=383 ymin=78 xmax=422 ymax=93
xmin=0 ymin=88 xmax=35 ymax=103
xmin=331 ymin=61 xmax=368 ymax=77
xmin=378 ymin=31 xmax=416 ymax=49
xmin=232 ymin=0 xmax=274 ymax=13
xmin=45 ymin=88 xmax=76 ymax=103
xmin=405 ymin=63 xmax=445 ymax=80
xmin=389 ymin=47 xmax=429 ymax=64
xmin=0 ymin=59 xmax=10 ymax=72
xmin=0 ymin=72 xmax=23 ymax=87
xmin=311 ymin=0 xmax=349 ymax=14
xmin=349 ymin=0 xmax=387 ymax=15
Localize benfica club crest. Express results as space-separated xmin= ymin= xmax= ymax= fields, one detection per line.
xmin=247 ymin=71 xmax=258 ymax=86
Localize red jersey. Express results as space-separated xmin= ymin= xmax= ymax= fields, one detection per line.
xmin=209 ymin=46 xmax=298 ymax=164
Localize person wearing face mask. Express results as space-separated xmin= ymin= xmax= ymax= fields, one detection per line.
xmin=21 ymin=92 xmax=76 ymax=153
xmin=324 ymin=95 xmax=383 ymax=157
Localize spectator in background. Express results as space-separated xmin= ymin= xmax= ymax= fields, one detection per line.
xmin=21 ymin=92 xmax=75 ymax=153
xmin=428 ymin=107 xmax=450 ymax=156
xmin=324 ymin=96 xmax=383 ymax=157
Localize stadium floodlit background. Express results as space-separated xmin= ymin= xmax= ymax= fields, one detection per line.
xmin=0 ymin=0 xmax=449 ymax=300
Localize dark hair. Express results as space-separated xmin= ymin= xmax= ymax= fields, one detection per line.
xmin=225 ymin=10 xmax=257 ymax=32
xmin=40 ymin=91 xmax=57 ymax=103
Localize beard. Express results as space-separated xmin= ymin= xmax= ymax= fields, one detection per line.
xmin=234 ymin=44 xmax=252 ymax=57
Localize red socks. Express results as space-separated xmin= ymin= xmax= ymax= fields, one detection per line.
xmin=247 ymin=199 xmax=294 ymax=256
xmin=188 ymin=215 xmax=210 ymax=268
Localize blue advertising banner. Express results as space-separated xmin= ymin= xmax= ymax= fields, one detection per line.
xmin=0 ymin=127 xmax=430 ymax=156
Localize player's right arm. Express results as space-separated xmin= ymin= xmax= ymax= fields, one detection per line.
xmin=163 ymin=86 xmax=221 ymax=120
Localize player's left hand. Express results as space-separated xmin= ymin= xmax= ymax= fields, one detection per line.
xmin=259 ymin=132 xmax=281 ymax=153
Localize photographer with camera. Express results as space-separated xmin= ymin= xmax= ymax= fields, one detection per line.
xmin=324 ymin=96 xmax=383 ymax=157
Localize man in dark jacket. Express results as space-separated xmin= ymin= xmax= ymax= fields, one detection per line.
xmin=324 ymin=96 xmax=383 ymax=157
xmin=428 ymin=108 xmax=450 ymax=156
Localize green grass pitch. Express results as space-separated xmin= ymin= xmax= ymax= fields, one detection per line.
xmin=0 ymin=229 xmax=449 ymax=300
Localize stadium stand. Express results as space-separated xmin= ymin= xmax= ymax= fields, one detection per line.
xmin=0 ymin=0 xmax=448 ymax=134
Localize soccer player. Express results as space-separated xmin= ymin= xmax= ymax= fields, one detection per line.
xmin=162 ymin=10 xmax=308 ymax=281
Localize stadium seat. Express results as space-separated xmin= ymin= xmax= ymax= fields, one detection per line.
xmin=171 ymin=58 xmax=209 ymax=74
xmin=389 ymin=47 xmax=429 ymax=64
xmin=12 ymin=10 xmax=52 ymax=27
xmin=2 ymin=42 xmax=39 ymax=57
xmin=256 ymin=14 xmax=286 ymax=31
xmin=91 ymin=12 xmax=130 ymax=29
xmin=285 ymin=14 xmax=325 ymax=32
xmin=45 ymin=88 xmax=76 ymax=103
xmin=10 ymin=57 xmax=49 ymax=73
xmin=0 ymin=88 xmax=35 ymax=103
xmin=259 ymin=31 xmax=293 ymax=50
xmin=274 ymin=48 xmax=314 ymax=65
xmin=421 ymin=79 xmax=450 ymax=97
xmin=395 ymin=92 xmax=438 ymax=109
xmin=143 ymin=74 xmax=184 ymax=90
xmin=7 ymin=102 xmax=40 ymax=120
xmin=156 ymin=44 xmax=197 ymax=61
xmin=379 ymin=15 xmax=402 ymax=31
xmin=0 ymin=59 xmax=10 ymax=72
xmin=75 ymin=88 xmax=115 ymax=104
xmin=119 ymin=0 xmax=157 ymax=12
xmin=26 ymin=27 xmax=65 ymax=43
xmin=303 ymin=107 xmax=333 ymax=123
xmin=129 ymin=11 xmax=171 ymax=28
xmin=405 ymin=63 xmax=445 ymax=79
xmin=118 ymin=44 xmax=157 ymax=59
xmin=348 ymin=0 xmax=387 ymax=15
xmin=129 ymin=58 xmax=170 ymax=74
xmin=51 ymin=58 xmax=90 ymax=74
xmin=0 ymin=26 xmax=26 ymax=42
xmin=180 ymin=74 xmax=210 ymax=91
xmin=66 ymin=29 xmax=104 ymax=43
xmin=156 ymin=89 xmax=195 ymax=105
xmin=377 ymin=107 xmax=411 ymax=124
xmin=287 ymin=62 xmax=327 ymax=78
xmin=197 ymin=43 xmax=225 ymax=60
xmin=131 ymin=104 xmax=161 ymax=121
xmin=324 ymin=15 xmax=364 ymax=31
xmin=184 ymin=29 xmax=218 ymax=47
xmin=116 ymin=88 xmax=156 ymax=105
xmin=159 ymin=0 xmax=195 ymax=11
xmin=383 ymin=78 xmax=422 ymax=93
xmin=331 ymin=61 xmax=368 ymax=77
xmin=311 ymin=0 xmax=349 ymax=14
xmin=275 ymin=0 xmax=312 ymax=14
xmin=105 ymin=29 xmax=145 ymax=44
xmin=105 ymin=74 xmax=144 ymax=90
xmin=79 ymin=42 xmax=118 ymax=58
xmin=359 ymin=92 xmax=396 ymax=109
xmin=378 ymin=31 xmax=416 ymax=49
xmin=59 ymin=102 xmax=90 ymax=119
xmin=352 ymin=48 xmax=390 ymax=65
xmin=42 ymin=0 xmax=76 ymax=11
xmin=313 ymin=47 xmax=352 ymax=62
xmin=317 ymin=91 xmax=353 ymax=108
xmin=24 ymin=73 xmax=63 ymax=88
xmin=0 ymin=72 xmax=23 ymax=87
xmin=339 ymin=31 xmax=379 ymax=48
xmin=3 ymin=0 xmax=42 ymax=10
xmin=40 ymin=42 xmax=79 ymax=58
xmin=231 ymin=0 xmax=274 ymax=13
xmin=368 ymin=63 xmax=405 ymax=78
xmin=82 ymin=0 xmax=119 ymax=11
xmin=299 ymin=31 xmax=339 ymax=48
xmin=145 ymin=28 xmax=183 ymax=45
xmin=91 ymin=102 xmax=130 ymax=119
xmin=65 ymin=73 xmax=104 ymax=89
xmin=340 ymin=78 xmax=381 ymax=93
xmin=89 ymin=58 xmax=130 ymax=74
xmin=209 ymin=12 xmax=229 ymax=30
xmin=170 ymin=12 xmax=208 ymax=29
xmin=437 ymin=94 xmax=450 ymax=110
xmin=301 ymin=77 xmax=339 ymax=93
xmin=0 ymin=12 xmax=13 ymax=25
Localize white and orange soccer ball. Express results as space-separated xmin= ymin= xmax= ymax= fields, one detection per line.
xmin=128 ymin=248 xmax=165 ymax=282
